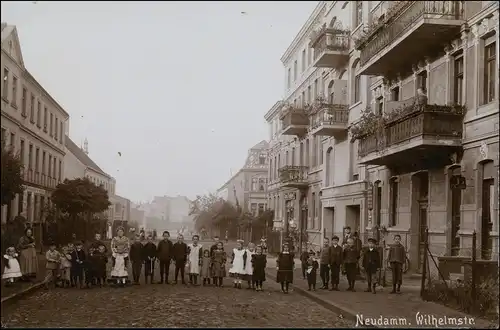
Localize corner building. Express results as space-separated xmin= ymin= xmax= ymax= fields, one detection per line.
xmin=267 ymin=1 xmax=499 ymax=274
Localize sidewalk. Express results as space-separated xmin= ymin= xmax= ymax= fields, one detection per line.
xmin=265 ymin=260 xmax=497 ymax=328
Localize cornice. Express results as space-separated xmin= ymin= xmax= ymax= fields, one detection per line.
xmin=264 ymin=100 xmax=284 ymax=121
xmin=280 ymin=1 xmax=327 ymax=65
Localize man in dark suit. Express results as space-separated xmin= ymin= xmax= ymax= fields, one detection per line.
xmin=156 ymin=231 xmax=173 ymax=284
xmin=362 ymin=238 xmax=381 ymax=294
xmin=328 ymin=235 xmax=343 ymax=291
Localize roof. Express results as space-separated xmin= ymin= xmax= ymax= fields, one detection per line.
xmin=65 ymin=135 xmax=108 ymax=176
xmin=250 ymin=140 xmax=269 ymax=150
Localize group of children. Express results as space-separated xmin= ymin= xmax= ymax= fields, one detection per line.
xmin=299 ymin=231 xmax=406 ymax=294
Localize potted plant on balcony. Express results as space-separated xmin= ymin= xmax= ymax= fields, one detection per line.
xmin=349 ymin=107 xmax=386 ymax=142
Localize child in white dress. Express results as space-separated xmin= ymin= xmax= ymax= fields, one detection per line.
xmin=229 ymin=240 xmax=247 ymax=289
xmin=2 ymin=247 xmax=22 ymax=286
xmin=244 ymin=242 xmax=256 ymax=289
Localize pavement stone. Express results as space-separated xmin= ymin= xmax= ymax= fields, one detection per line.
xmin=264 ymin=268 xmax=497 ymax=329
xmin=1 ymin=257 xmax=354 ymax=328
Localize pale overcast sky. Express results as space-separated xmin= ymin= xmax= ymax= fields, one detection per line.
xmin=1 ymin=1 xmax=317 ymax=202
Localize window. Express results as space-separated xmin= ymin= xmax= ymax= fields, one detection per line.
xmin=10 ymin=133 xmax=15 ymax=149
xmin=389 ymin=178 xmax=398 ymax=226
xmin=35 ymin=148 xmax=40 ymax=173
xmin=28 ymin=144 xmax=33 ymax=169
xmin=53 ymin=157 xmax=56 ymax=178
xmin=251 ymin=203 xmax=258 ymax=217
xmin=391 ymin=86 xmax=400 ymax=101
xmin=258 ymin=203 xmax=265 ymax=216
xmin=59 ymin=121 xmax=64 ymax=142
xmin=20 ymin=139 xmax=25 ymax=165
xmin=49 ymin=113 xmax=53 ymax=136
xmin=328 ymin=81 xmax=335 ymax=103
xmin=301 ymin=91 xmax=306 ymax=106
xmin=308 ymin=47 xmax=313 ymax=65
xmin=293 ymin=60 xmax=298 ymax=81
xmin=2 ymin=68 xmax=9 ymax=99
xmin=21 ymin=88 xmax=27 ymax=114
xmin=312 ymin=192 xmax=316 ymax=223
xmin=42 ymin=151 xmax=46 ymax=175
xmin=307 ymin=85 xmax=312 ymax=103
xmin=314 ymin=79 xmax=318 ymax=99
xmin=30 ymin=93 xmax=35 ymax=120
xmin=354 ymin=75 xmax=361 ymax=103
xmin=259 ymin=155 xmax=266 ymax=165
xmin=48 ymin=155 xmax=52 ymax=178
xmin=55 ymin=118 xmax=58 ymax=139
xmin=355 ymin=1 xmax=363 ymax=27
xmin=453 ymin=54 xmax=464 ymax=105
xmin=484 ymin=41 xmax=496 ymax=104
xmin=11 ymin=76 xmax=17 ymax=106
xmin=0 ymin=128 xmax=5 ymax=145
xmin=376 ymin=96 xmax=384 ymax=115
xmin=258 ymin=178 xmax=266 ymax=191
xmin=37 ymin=101 xmax=42 ymax=127
xmin=287 ymin=68 xmax=291 ymax=89
xmin=43 ymin=107 xmax=48 ymax=130
xmin=301 ymin=49 xmax=306 ymax=72
xmin=481 ymin=161 xmax=494 ymax=260
xmin=417 ymin=71 xmax=427 ymax=92
xmin=251 ymin=178 xmax=258 ymax=191
xmin=450 ymin=167 xmax=462 ymax=256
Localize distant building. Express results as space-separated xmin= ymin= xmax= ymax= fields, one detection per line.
xmin=139 ymin=195 xmax=192 ymax=232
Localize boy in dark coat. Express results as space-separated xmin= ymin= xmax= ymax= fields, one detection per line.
xmin=143 ymin=234 xmax=157 ymax=284
xmin=362 ymin=238 xmax=381 ymax=294
xmin=388 ymin=234 xmax=406 ymax=293
xmin=305 ymin=250 xmax=319 ymax=291
xmin=342 ymin=238 xmax=359 ymax=291
xmin=210 ymin=236 xmax=221 ymax=257
xmin=157 ymin=231 xmax=173 ymax=284
xmin=328 ymin=235 xmax=343 ymax=291
xmin=319 ymin=239 xmax=330 ymax=289
xmin=92 ymin=245 xmax=108 ymax=287
xmin=129 ymin=235 xmax=144 ymax=285
xmin=172 ymin=234 xmax=189 ymax=284
xmin=70 ymin=241 xmax=86 ymax=288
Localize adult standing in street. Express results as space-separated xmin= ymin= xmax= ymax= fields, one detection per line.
xmin=328 ymin=235 xmax=343 ymax=291
xmin=17 ymin=227 xmax=38 ymax=281
xmin=342 ymin=227 xmax=353 ymax=247
xmin=156 ymin=231 xmax=173 ymax=284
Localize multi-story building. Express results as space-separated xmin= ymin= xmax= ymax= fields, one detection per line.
xmin=218 ymin=140 xmax=269 ymax=216
xmin=265 ymin=2 xmax=350 ymax=250
xmin=139 ymin=195 xmax=193 ymax=232
xmin=268 ymin=1 xmax=499 ymax=273
xmin=1 ymin=23 xmax=70 ymax=240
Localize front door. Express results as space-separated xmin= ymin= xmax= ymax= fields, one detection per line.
xmin=417 ymin=202 xmax=428 ymax=273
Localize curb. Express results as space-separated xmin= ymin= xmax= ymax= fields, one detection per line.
xmin=264 ymin=270 xmax=374 ymax=328
xmin=0 ymin=280 xmax=47 ymax=307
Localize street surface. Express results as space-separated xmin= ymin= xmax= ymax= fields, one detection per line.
xmin=1 ymin=239 xmax=354 ymax=328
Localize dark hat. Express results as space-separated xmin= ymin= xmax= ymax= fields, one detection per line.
xmin=331 ymin=235 xmax=339 ymax=241
xmin=308 ymin=250 xmax=315 ymax=255
xmin=367 ymin=238 xmax=377 ymax=244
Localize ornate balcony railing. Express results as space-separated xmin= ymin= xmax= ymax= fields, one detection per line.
xmin=311 ymin=27 xmax=350 ymax=56
xmin=309 ymin=105 xmax=349 ymax=130
xmin=356 ymin=1 xmax=464 ymax=67
xmin=278 ymin=166 xmax=309 ymax=186
xmin=358 ymin=103 xmax=464 ymax=158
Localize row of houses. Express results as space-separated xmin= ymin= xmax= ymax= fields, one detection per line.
xmin=1 ymin=23 xmax=132 ymax=240
xmin=261 ymin=1 xmax=498 ymax=276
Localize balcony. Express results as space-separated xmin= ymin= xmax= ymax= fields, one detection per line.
xmin=278 ymin=166 xmax=309 ymax=189
xmin=310 ymin=27 xmax=350 ymax=69
xmin=280 ymin=106 xmax=309 ymax=137
xmin=355 ymin=1 xmax=464 ymax=77
xmin=309 ymin=104 xmax=349 ymax=138
xmin=356 ymin=100 xmax=465 ymax=172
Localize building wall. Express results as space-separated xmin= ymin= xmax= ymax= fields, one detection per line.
xmin=1 ymin=26 xmax=69 ymax=225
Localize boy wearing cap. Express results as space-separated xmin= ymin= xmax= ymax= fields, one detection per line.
xmin=362 ymin=238 xmax=381 ymax=294
xmin=388 ymin=234 xmax=405 ymax=293
xmin=328 ymin=235 xmax=343 ymax=291
xmin=70 ymin=241 xmax=86 ymax=288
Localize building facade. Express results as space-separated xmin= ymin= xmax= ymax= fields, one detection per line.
xmin=1 ymin=23 xmax=70 ymax=235
xmin=218 ymin=140 xmax=269 ymax=217
xmin=267 ymin=1 xmax=498 ymax=270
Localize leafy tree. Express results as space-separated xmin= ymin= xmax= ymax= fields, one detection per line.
xmin=1 ymin=140 xmax=25 ymax=207
xmin=191 ymin=193 xmax=239 ymax=238
xmin=51 ymin=178 xmax=111 ymax=243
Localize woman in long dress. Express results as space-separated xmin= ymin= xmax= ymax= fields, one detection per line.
xmin=110 ymin=227 xmax=130 ymax=286
xmin=229 ymin=240 xmax=247 ymax=289
xmin=17 ymin=228 xmax=38 ymax=281
xmin=187 ymin=235 xmax=203 ymax=285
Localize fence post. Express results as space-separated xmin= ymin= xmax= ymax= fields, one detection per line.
xmin=420 ymin=228 xmax=429 ymax=299
xmin=471 ymin=230 xmax=477 ymax=309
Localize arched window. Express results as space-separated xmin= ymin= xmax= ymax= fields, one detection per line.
xmin=352 ymin=59 xmax=361 ymax=104
xmin=328 ymin=16 xmax=337 ymax=28
xmin=327 ymin=80 xmax=335 ymax=103
xmin=325 ymin=147 xmax=333 ymax=186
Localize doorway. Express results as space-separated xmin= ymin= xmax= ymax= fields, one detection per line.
xmin=414 ymin=172 xmax=429 ymax=273
xmin=346 ymin=205 xmax=361 ymax=234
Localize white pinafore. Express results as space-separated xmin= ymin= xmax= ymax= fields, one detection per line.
xmin=188 ymin=244 xmax=202 ymax=275
xmin=229 ymin=248 xmax=246 ymax=276
xmin=244 ymin=249 xmax=255 ymax=276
